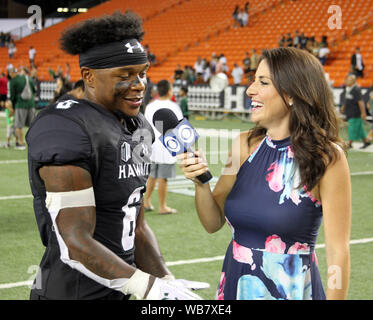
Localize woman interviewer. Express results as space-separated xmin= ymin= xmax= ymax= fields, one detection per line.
xmin=178 ymin=47 xmax=351 ymax=300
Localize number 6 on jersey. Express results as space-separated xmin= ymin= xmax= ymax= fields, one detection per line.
xmin=121 ymin=186 xmax=144 ymax=251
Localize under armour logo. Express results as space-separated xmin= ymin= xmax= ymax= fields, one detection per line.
xmin=125 ymin=41 xmax=144 ymax=54
xmin=56 ymin=99 xmax=77 ymax=109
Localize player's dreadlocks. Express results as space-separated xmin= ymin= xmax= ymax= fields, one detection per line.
xmin=59 ymin=10 xmax=145 ymax=55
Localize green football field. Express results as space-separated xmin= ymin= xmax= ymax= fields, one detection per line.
xmin=0 ymin=114 xmax=372 ymax=300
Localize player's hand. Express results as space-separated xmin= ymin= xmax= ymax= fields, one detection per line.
xmin=146 ymin=277 xmax=203 ymax=300
xmin=121 ymin=269 xmax=203 ymax=300
xmin=176 ymin=149 xmax=209 ymax=184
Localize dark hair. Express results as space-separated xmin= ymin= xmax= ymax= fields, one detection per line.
xmin=59 ymin=10 xmax=144 ymax=55
xmin=73 ymin=79 xmax=84 ymax=90
xmin=248 ymin=47 xmax=345 ymax=191
xmin=180 ymin=86 xmax=188 ymax=94
xmin=157 ymin=80 xmax=171 ymax=97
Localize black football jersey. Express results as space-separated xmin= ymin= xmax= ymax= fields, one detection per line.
xmin=26 ymin=96 xmax=154 ymax=299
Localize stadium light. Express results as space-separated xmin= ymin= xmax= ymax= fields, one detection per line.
xmin=57 ymin=7 xmax=88 ymax=13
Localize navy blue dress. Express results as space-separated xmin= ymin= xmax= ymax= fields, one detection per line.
xmin=218 ymin=136 xmax=326 ymax=300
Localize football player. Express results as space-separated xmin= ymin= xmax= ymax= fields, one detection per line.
xmin=26 ymin=11 xmax=201 ymax=300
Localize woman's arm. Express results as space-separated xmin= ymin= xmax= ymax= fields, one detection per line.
xmin=178 ymin=131 xmax=251 ymax=233
xmin=319 ymin=147 xmax=351 ymax=300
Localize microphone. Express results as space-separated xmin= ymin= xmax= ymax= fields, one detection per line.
xmin=152 ymin=108 xmax=213 ymax=184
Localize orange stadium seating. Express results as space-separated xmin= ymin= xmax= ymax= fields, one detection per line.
xmin=1 ymin=0 xmax=372 ymax=87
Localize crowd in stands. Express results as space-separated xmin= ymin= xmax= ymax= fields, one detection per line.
xmin=232 ymin=2 xmax=250 ymax=28
xmin=172 ymin=53 xmax=230 ymax=86
xmin=171 ymin=48 xmax=260 ymax=87
xmin=167 ymin=30 xmax=367 ymax=90
xmin=0 ymin=31 xmax=12 ymax=47
xmin=1 ymin=31 xmax=18 ymax=59
xmin=278 ymin=31 xmax=367 ymax=80
xmin=278 ymin=31 xmax=331 ymax=66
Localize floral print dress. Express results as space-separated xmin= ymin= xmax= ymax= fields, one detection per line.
xmin=219 ymin=136 xmax=326 ymax=300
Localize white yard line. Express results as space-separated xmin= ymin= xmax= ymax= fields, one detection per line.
xmin=0 ymin=195 xmax=33 ymax=200
xmin=1 ymin=237 xmax=372 ymax=290
xmin=0 ymin=160 xmax=27 ymax=164
xmin=0 ymin=281 xmax=33 ymax=289
xmin=350 ymin=171 xmax=373 ymax=176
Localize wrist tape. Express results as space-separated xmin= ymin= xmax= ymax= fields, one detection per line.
xmin=121 ymin=269 xmax=151 ymax=299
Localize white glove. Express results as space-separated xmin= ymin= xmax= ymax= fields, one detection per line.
xmin=173 ymin=279 xmax=210 ymax=290
xmin=121 ymin=269 xmax=203 ymax=300
xmin=146 ymin=277 xmax=203 ymax=300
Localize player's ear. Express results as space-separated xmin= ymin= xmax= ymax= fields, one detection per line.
xmin=81 ymin=67 xmax=95 ymax=88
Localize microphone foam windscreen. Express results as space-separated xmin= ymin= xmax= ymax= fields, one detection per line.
xmin=152 ymin=108 xmax=180 ymax=135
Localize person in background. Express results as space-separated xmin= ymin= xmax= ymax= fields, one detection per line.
xmin=8 ymin=40 xmax=16 ymax=59
xmin=232 ymin=5 xmax=240 ymax=28
xmin=178 ymin=47 xmax=351 ymax=300
xmin=142 ymin=77 xmax=155 ymax=112
xmin=293 ymin=30 xmax=300 ymax=48
xmin=366 ymin=91 xmax=373 ymax=142
xmin=51 ymin=76 xmax=72 ymax=103
xmin=231 ymin=63 xmax=244 ymax=85
xmin=179 ymin=86 xmax=189 ymax=120
xmin=173 ymin=64 xmax=184 ymax=85
xmin=318 ymin=43 xmax=330 ymax=66
xmin=56 ymin=79 xmax=85 ymax=101
xmin=249 ymin=49 xmax=259 ymax=81
xmin=341 ymin=73 xmax=371 ymax=149
xmin=9 ymin=67 xmax=36 ymax=150
xmin=286 ymin=33 xmax=293 ymax=47
xmin=29 ymin=46 xmax=36 ymax=68
xmin=210 ymin=53 xmax=218 ymax=74
xmin=4 ymin=100 xmax=18 ymax=148
xmin=351 ymin=47 xmax=364 ymax=78
xmin=143 ymin=80 xmax=183 ymax=215
xmin=193 ymin=72 xmax=205 ymax=85
xmin=203 ymin=61 xmax=212 ymax=83
xmin=236 ymin=8 xmax=248 ymax=27
xmin=0 ymin=72 xmax=8 ymax=111
xmin=65 ymin=62 xmax=71 ymax=81
xmin=194 ymin=56 xmax=204 ymax=75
